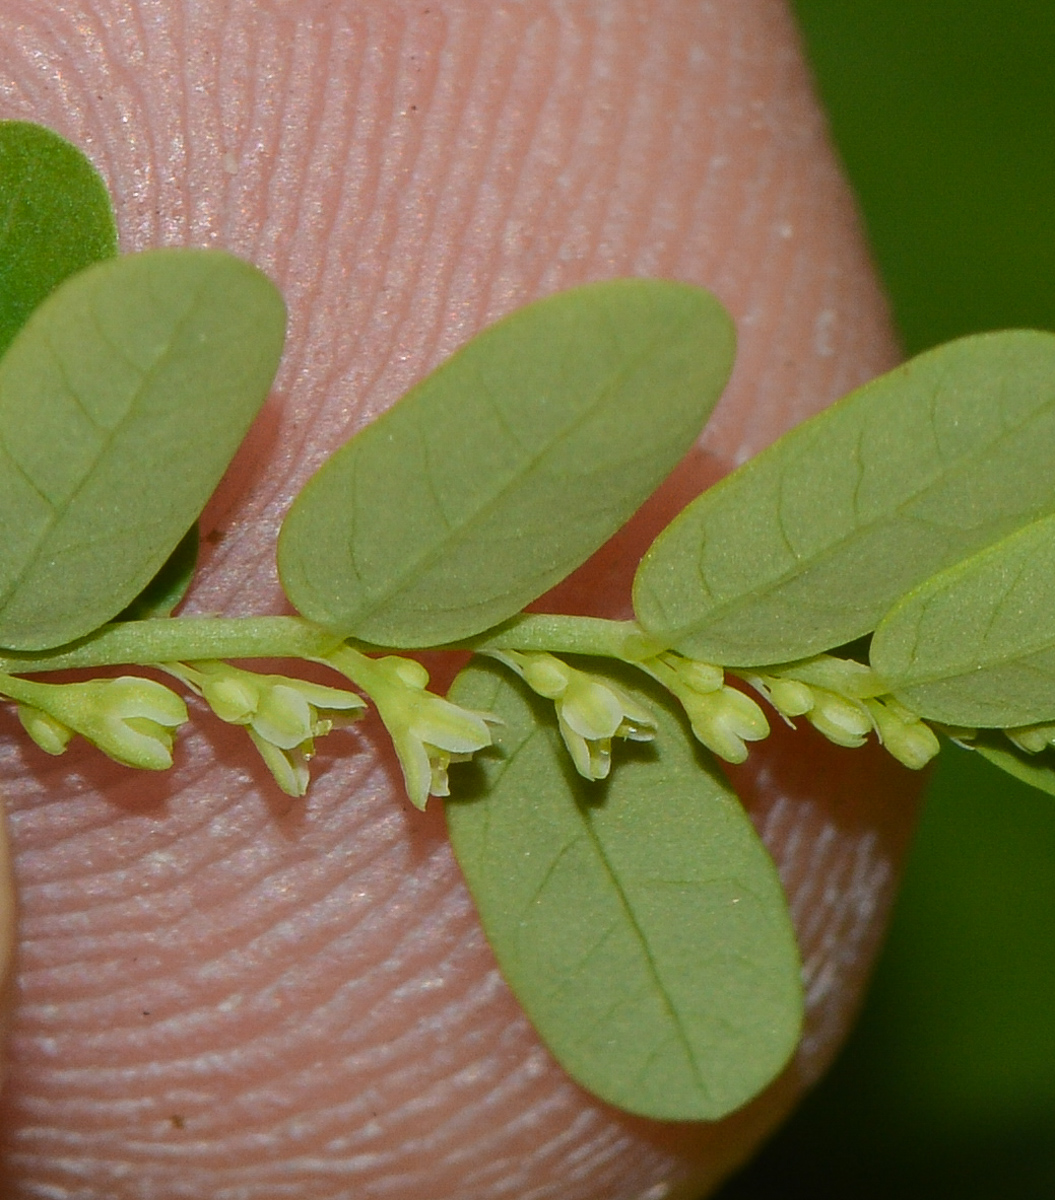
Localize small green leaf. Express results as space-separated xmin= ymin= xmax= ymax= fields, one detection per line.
xmin=634 ymin=331 xmax=1055 ymax=665
xmin=278 ymin=280 xmax=735 ymax=647
xmin=445 ymin=659 xmax=802 ymax=1121
xmin=969 ymin=733 xmax=1055 ymax=798
xmin=118 ymin=525 xmax=199 ymax=620
xmin=0 ymin=121 xmax=117 ymax=359
xmin=0 ymin=249 xmax=285 ymax=650
xmin=871 ymin=512 xmax=1055 ymax=727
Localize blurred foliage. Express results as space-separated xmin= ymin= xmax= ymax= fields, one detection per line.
xmin=789 ymin=0 xmax=1055 ymax=354
xmin=717 ymin=2 xmax=1055 ymax=1196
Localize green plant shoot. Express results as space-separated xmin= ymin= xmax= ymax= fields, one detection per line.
xmin=5 ymin=119 xmax=1055 ymax=1125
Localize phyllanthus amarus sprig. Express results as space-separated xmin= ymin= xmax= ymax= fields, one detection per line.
xmin=0 ymin=623 xmax=957 ymax=805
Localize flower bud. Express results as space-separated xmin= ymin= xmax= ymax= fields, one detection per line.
xmin=676 ymin=659 xmax=725 ymax=695
xmin=681 ymin=685 xmax=769 ymax=764
xmin=18 ymin=704 xmax=73 ymax=756
xmin=806 ymin=689 xmax=872 ymax=749
xmin=520 ymin=654 xmax=573 ymax=699
xmin=867 ymin=698 xmax=941 ymax=769
xmin=1006 ymin=722 xmax=1055 ymax=755
xmin=765 ymin=677 xmax=815 ymax=718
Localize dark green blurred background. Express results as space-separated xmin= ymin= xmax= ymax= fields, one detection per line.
xmin=717 ymin=3 xmax=1055 ymax=1196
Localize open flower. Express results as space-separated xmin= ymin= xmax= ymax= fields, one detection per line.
xmin=167 ymin=661 xmax=367 ymax=796
xmin=4 ymin=675 xmax=188 ymax=769
xmin=491 ymin=651 xmax=656 ymax=781
xmin=324 ymin=649 xmax=500 ymax=809
xmin=394 ymin=685 xmax=500 ymax=805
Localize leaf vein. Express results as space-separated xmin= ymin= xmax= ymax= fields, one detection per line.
xmin=350 ymin=325 xmax=682 ymax=625
xmin=579 ymin=805 xmax=712 ymax=1104
xmin=0 ymin=279 xmax=206 ymax=619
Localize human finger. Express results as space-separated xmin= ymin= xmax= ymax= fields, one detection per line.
xmin=0 ymin=3 xmax=915 ymax=1197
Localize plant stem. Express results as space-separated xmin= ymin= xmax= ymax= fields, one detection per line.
xmin=0 ymin=616 xmax=344 ymax=674
xmin=0 ymin=613 xmax=661 ymax=676
xmin=458 ymin=614 xmax=665 ymax=660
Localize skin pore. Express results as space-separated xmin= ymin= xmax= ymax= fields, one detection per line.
xmin=0 ymin=2 xmax=919 ymax=1197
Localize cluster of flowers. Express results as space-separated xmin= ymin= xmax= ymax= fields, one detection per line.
xmin=0 ymin=640 xmax=959 ymax=807
xmin=0 ymin=645 xmax=498 ymax=809
xmin=729 ymin=654 xmax=943 ymax=770
xmin=490 ymin=646 xmax=945 ymax=779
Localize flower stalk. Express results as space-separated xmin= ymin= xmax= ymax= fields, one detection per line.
xmin=0 ymin=613 xmax=949 ymax=795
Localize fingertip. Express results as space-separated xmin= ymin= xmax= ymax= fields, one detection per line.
xmin=0 ymin=804 xmax=17 ymax=1086
xmin=0 ymin=2 xmax=911 ymax=1196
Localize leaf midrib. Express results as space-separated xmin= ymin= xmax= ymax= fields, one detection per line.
xmin=0 ymin=274 xmax=206 ymax=622
xmin=487 ymin=711 xmax=713 ymax=1107
xmin=346 ymin=312 xmax=700 ymax=629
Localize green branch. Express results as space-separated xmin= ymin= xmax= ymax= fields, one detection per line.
xmin=0 ymin=616 xmax=343 ymax=673
xmin=0 ymin=612 xmax=660 ymax=676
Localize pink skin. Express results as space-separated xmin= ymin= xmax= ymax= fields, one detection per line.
xmin=0 ymin=2 xmax=919 ymax=1197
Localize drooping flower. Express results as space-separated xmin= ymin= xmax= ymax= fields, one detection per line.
xmin=490 ymin=650 xmax=656 ymax=781
xmin=640 ymin=653 xmax=769 ymax=764
xmin=676 ymin=683 xmax=770 ymax=764
xmin=4 ymin=674 xmax=188 ymax=769
xmin=167 ymin=661 xmax=367 ymax=796
xmin=865 ymin=695 xmax=941 ymax=769
xmin=804 ymin=688 xmax=873 ymax=749
xmin=324 ymin=648 xmax=500 ymax=809
xmin=1005 ymin=720 xmax=1055 ymax=755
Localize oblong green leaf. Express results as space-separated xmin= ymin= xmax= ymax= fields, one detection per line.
xmin=970 ymin=734 xmax=1055 ymax=799
xmin=445 ymin=659 xmax=802 ymax=1120
xmin=278 ymin=280 xmax=735 ymax=647
xmin=0 ymin=121 xmax=117 ymax=359
xmin=871 ymin=512 xmax=1055 ymax=726
xmin=634 ymin=331 xmax=1055 ymax=666
xmin=0 ymin=249 xmax=285 ymax=650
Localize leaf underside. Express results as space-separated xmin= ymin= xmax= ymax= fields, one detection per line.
xmin=278 ymin=279 xmax=736 ymax=647
xmin=968 ymin=732 xmax=1055 ymax=798
xmin=445 ymin=659 xmax=802 ymax=1121
xmin=872 ymin=511 xmax=1055 ymax=726
xmin=0 ymin=120 xmax=117 ymax=360
xmin=0 ymin=249 xmax=286 ymax=650
xmin=634 ymin=331 xmax=1055 ymax=666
